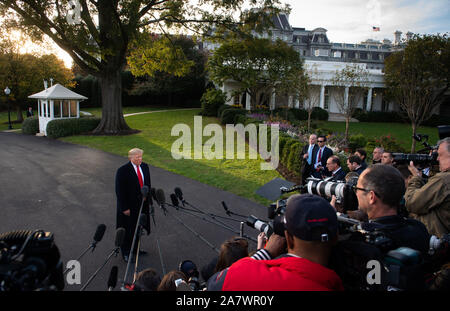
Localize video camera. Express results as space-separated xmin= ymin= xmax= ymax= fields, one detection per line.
xmin=0 ymin=230 xmax=64 ymax=291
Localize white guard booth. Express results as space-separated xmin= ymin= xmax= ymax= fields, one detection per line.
xmin=28 ymin=84 xmax=88 ymax=136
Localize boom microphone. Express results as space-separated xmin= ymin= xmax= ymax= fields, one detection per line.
xmin=174 ymin=187 xmax=184 ymax=201
xmin=107 ymin=266 xmax=118 ymax=291
xmin=156 ymin=189 xmax=166 ymax=206
xmin=151 ymin=187 xmax=157 ymax=202
xmin=222 ymin=201 xmax=231 ymax=216
xmin=80 ymin=227 xmax=125 ymax=291
xmin=63 ymin=224 xmax=107 ymax=275
xmin=170 ymin=193 xmax=180 ymax=208
xmin=93 ymin=224 xmax=107 ymax=247
xmin=141 ymin=185 xmax=149 ymax=198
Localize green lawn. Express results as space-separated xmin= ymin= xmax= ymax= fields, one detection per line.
xmin=61 ymin=108 xmax=281 ymax=206
xmin=316 ymin=121 xmax=440 ymax=152
xmin=0 ymin=111 xmax=23 ymax=131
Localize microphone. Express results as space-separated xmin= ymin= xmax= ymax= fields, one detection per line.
xmin=174 ymin=187 xmax=186 ymax=206
xmin=141 ymin=185 xmax=149 ymax=198
xmin=92 ymin=224 xmax=107 ymax=250
xmin=63 ymin=224 xmax=107 ymax=275
xmin=80 ymin=227 xmax=125 ymax=291
xmin=170 ymin=193 xmax=179 ymax=208
xmin=115 ymin=227 xmax=126 ymax=248
xmin=156 ymin=189 xmax=166 ymax=206
xmin=107 ymin=266 xmax=118 ymax=291
xmin=151 ymin=187 xmax=157 ymax=202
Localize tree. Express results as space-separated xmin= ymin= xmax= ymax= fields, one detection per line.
xmin=0 ymin=36 xmax=74 ymax=122
xmin=208 ymin=37 xmax=306 ymax=110
xmin=384 ymin=34 xmax=450 ymax=152
xmin=127 ymin=35 xmax=207 ymax=106
xmin=331 ymin=64 xmax=369 ymax=144
xmin=0 ymin=0 xmax=284 ymax=134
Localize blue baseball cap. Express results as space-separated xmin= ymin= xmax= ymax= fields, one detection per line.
xmin=284 ymin=194 xmax=338 ymax=242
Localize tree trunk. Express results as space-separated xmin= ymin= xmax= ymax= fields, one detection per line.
xmin=93 ymin=70 xmax=131 ymax=135
xmin=16 ymin=106 xmax=23 ymax=123
xmin=307 ymin=110 xmax=312 ymax=132
xmin=345 ymin=117 xmax=350 ymax=145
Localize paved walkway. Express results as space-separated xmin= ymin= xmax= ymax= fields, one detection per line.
xmin=0 ymin=132 xmax=266 ymax=291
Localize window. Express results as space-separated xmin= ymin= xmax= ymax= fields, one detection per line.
xmin=70 ymin=100 xmax=77 ymax=117
xmin=324 ymin=87 xmax=330 ymax=110
xmin=314 ymin=49 xmax=329 ymax=57
xmin=54 ymin=100 xmax=61 ymax=118
xmin=62 ymin=100 xmax=70 ymax=117
xmin=333 ymin=51 xmax=342 ymax=58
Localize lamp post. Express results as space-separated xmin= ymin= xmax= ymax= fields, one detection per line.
xmin=4 ymin=86 xmax=12 ymax=130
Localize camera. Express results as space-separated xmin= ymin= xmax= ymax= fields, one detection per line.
xmin=392 ymin=152 xmax=438 ymax=166
xmin=179 ymin=260 xmax=201 ymax=291
xmin=303 ymin=177 xmax=359 ymax=212
xmin=0 ymin=230 xmax=64 ymax=291
xmin=246 ymin=214 xmax=285 ymax=237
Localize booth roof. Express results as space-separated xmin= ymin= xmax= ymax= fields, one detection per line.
xmin=28 ymin=84 xmax=88 ymax=100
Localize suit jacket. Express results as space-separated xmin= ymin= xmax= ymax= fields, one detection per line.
xmin=312 ymin=146 xmax=333 ymax=176
xmin=115 ymin=161 xmax=151 ymax=234
xmin=329 ymin=167 xmax=346 ymax=182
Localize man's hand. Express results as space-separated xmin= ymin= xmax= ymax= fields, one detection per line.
xmin=123 ymin=209 xmax=130 ymax=216
xmin=303 ymin=153 xmax=308 ymax=159
xmin=264 ymin=234 xmax=286 ymax=258
xmin=408 ymin=161 xmax=422 ymax=177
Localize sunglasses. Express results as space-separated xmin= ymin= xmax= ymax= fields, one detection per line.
xmin=317 ymin=140 xmax=325 ymax=143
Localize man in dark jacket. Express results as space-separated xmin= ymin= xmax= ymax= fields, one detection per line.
xmin=326 ymin=156 xmax=346 ymax=182
xmin=115 ymin=148 xmax=151 ymax=262
xmin=207 ymin=195 xmax=344 ymax=291
xmin=312 ymin=135 xmax=333 ymax=178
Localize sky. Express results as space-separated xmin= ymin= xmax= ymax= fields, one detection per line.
xmin=30 ymin=0 xmax=450 ymax=68
xmin=283 ymin=0 xmax=449 ymax=44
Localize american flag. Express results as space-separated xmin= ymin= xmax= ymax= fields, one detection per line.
xmin=372 ymin=26 xmax=380 ymax=31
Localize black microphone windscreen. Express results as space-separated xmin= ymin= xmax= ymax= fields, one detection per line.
xmin=139 ymin=214 xmax=147 ymax=226
xmin=170 ymin=193 xmax=179 ymax=207
xmin=93 ymin=224 xmax=107 ymax=242
xmin=115 ymin=227 xmax=126 ymax=247
xmin=151 ymin=188 xmax=157 ymax=201
xmin=108 ymin=266 xmax=118 ymax=289
xmin=222 ymin=201 xmax=229 ymax=211
xmin=141 ymin=185 xmax=149 ymax=198
xmin=174 ymin=187 xmax=183 ymax=200
xmin=156 ymin=189 xmax=166 ymax=205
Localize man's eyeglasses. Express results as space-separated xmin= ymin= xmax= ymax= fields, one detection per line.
xmin=317 ymin=140 xmax=325 ymax=143
xmin=352 ymin=185 xmax=379 ymax=197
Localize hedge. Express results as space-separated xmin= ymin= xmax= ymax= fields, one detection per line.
xmin=220 ymin=108 xmax=246 ymax=125
xmin=200 ymin=88 xmax=227 ymax=117
xmin=46 ymin=117 xmax=101 ymax=139
xmin=22 ymin=117 xmax=39 ymax=135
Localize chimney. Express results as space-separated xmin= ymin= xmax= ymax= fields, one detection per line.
xmin=394 ymin=30 xmax=402 ymax=45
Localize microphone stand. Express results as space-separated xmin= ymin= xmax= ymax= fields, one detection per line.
xmin=63 ymin=243 xmax=96 ymax=275
xmin=122 ymin=192 xmax=148 ymax=288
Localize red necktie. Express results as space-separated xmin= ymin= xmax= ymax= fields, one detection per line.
xmin=136 ymin=165 xmax=143 ymax=188
xmin=318 ymin=149 xmax=322 ymax=163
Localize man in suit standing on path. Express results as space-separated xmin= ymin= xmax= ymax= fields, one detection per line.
xmin=312 ymin=135 xmax=333 ymax=178
xmin=301 ymin=134 xmax=318 ymax=185
xmin=115 ymin=148 xmax=151 ymax=262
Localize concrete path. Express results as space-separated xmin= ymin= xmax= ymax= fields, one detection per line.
xmin=0 ymin=132 xmax=267 ymax=291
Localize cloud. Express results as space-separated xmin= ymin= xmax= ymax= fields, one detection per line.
xmin=284 ymin=0 xmax=449 ymax=43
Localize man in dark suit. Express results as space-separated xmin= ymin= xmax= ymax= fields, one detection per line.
xmin=325 ymin=156 xmax=346 ymax=182
xmin=347 ymin=155 xmax=365 ymax=176
xmin=301 ymin=134 xmax=318 ymax=185
xmin=312 ymin=135 xmax=333 ymax=178
xmin=115 ymin=148 xmax=151 ymax=262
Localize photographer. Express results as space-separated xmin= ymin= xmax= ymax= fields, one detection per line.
xmin=405 ymin=137 xmax=450 ymax=238
xmin=352 ymin=164 xmax=430 ymax=254
xmin=208 ymin=195 xmax=344 ymax=291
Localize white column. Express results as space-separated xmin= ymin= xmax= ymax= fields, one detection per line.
xmin=367 ymin=88 xmax=373 ymax=111
xmin=288 ymin=95 xmax=293 ymax=108
xmin=319 ymin=85 xmax=325 ymax=109
xmin=50 ymin=100 xmax=54 ymax=118
xmin=246 ymin=93 xmax=251 ymax=111
xmin=295 ymin=99 xmax=300 ymax=109
xmin=344 ymin=87 xmax=349 ymax=108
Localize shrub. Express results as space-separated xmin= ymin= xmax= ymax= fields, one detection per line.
xmin=217 ymin=104 xmax=229 ymax=118
xmin=348 ymin=134 xmax=368 ymax=152
xmin=289 ymin=108 xmax=308 ymax=121
xmin=281 ymin=138 xmax=297 ymax=165
xmin=220 ymin=108 xmax=246 ymax=125
xmin=22 ymin=117 xmax=39 ymax=135
xmin=287 ymin=142 xmax=302 ymax=175
xmin=311 ymin=107 xmax=329 ymax=121
xmin=200 ymin=88 xmax=227 ymax=117
xmin=46 ymin=117 xmax=101 ymax=139
xmin=352 ymin=110 xmax=403 ymax=123
xmin=234 ymin=114 xmax=248 ymax=125
xmin=373 ymin=134 xmax=406 ymax=153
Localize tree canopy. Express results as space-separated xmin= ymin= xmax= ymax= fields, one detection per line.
xmin=207 ymin=37 xmax=306 ymax=109
xmin=384 ymin=33 xmax=450 ymax=152
xmin=0 ymin=0 xmax=286 ymax=134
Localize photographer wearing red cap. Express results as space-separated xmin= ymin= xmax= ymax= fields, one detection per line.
xmin=208 ymin=195 xmax=343 ymax=291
